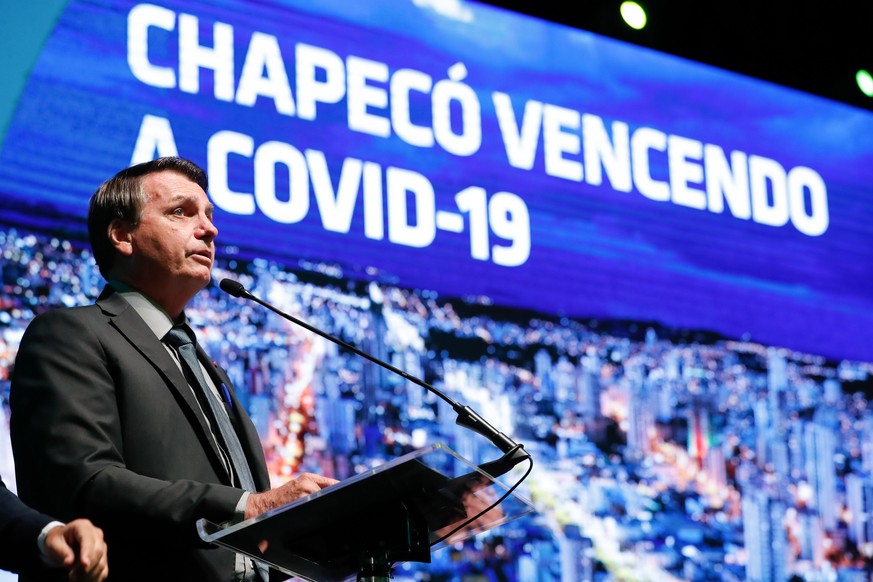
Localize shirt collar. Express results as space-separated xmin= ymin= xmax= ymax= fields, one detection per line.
xmin=108 ymin=280 xmax=186 ymax=340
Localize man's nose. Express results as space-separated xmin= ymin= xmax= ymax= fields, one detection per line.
xmin=199 ymin=215 xmax=218 ymax=240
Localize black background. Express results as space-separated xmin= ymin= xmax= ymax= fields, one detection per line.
xmin=481 ymin=0 xmax=873 ymax=112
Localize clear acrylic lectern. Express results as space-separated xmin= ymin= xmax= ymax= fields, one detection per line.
xmin=197 ymin=443 xmax=534 ymax=581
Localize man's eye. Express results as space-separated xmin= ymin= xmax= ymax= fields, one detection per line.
xmin=172 ymin=208 xmax=185 ymax=216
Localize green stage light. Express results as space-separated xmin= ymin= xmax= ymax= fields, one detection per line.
xmin=857 ymin=70 xmax=873 ymax=98
xmin=620 ymin=1 xmax=647 ymax=30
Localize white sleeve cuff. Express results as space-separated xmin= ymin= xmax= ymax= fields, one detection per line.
xmin=234 ymin=492 xmax=249 ymax=522
xmin=37 ymin=521 xmax=65 ymax=564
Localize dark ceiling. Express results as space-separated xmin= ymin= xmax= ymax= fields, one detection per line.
xmin=479 ymin=1 xmax=873 ymax=112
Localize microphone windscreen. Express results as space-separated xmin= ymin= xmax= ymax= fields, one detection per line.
xmin=219 ymin=278 xmax=247 ymax=298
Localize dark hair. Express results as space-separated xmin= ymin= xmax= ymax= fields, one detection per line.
xmin=87 ymin=157 xmax=208 ymax=277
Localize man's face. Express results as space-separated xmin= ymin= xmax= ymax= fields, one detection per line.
xmin=120 ymin=170 xmax=218 ymax=304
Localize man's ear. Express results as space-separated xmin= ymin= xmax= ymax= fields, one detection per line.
xmin=108 ymin=219 xmax=134 ymax=257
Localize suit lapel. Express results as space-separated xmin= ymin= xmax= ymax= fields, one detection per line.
xmin=96 ymin=289 xmax=232 ymax=481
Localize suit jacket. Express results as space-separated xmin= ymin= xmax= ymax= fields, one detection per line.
xmin=10 ymin=286 xmax=274 ymax=581
xmin=0 ymin=477 xmax=53 ymax=575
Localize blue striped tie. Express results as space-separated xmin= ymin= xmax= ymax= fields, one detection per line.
xmin=164 ymin=324 xmax=257 ymax=492
xmin=164 ymin=324 xmax=270 ymax=581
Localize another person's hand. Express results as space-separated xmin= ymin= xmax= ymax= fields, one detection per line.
xmin=43 ymin=519 xmax=109 ymax=582
xmin=245 ymin=473 xmax=339 ymax=519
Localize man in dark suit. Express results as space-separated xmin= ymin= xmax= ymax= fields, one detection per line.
xmin=10 ymin=157 xmax=337 ymax=581
xmin=0 ymin=477 xmax=108 ymax=580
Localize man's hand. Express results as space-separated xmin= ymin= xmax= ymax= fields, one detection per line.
xmin=245 ymin=473 xmax=338 ymax=519
xmin=43 ymin=519 xmax=109 ymax=582
xmin=434 ymin=477 xmax=505 ymax=544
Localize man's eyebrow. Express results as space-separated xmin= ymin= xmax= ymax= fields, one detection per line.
xmin=166 ymin=193 xmax=196 ymax=204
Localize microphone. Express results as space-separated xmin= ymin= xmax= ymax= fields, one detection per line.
xmin=219 ymin=277 xmax=530 ymax=473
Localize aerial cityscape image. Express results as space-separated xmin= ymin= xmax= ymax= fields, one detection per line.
xmin=1 ymin=1 xmax=873 ymax=581
xmin=1 ymin=226 xmax=872 ymax=581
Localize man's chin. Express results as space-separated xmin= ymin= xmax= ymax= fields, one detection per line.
xmin=183 ymin=269 xmax=213 ymax=291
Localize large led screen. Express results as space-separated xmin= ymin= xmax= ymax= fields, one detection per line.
xmin=2 ymin=1 xmax=873 ymax=580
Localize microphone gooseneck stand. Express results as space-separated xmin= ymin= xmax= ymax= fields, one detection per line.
xmin=219 ymin=278 xmax=532 ymax=581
